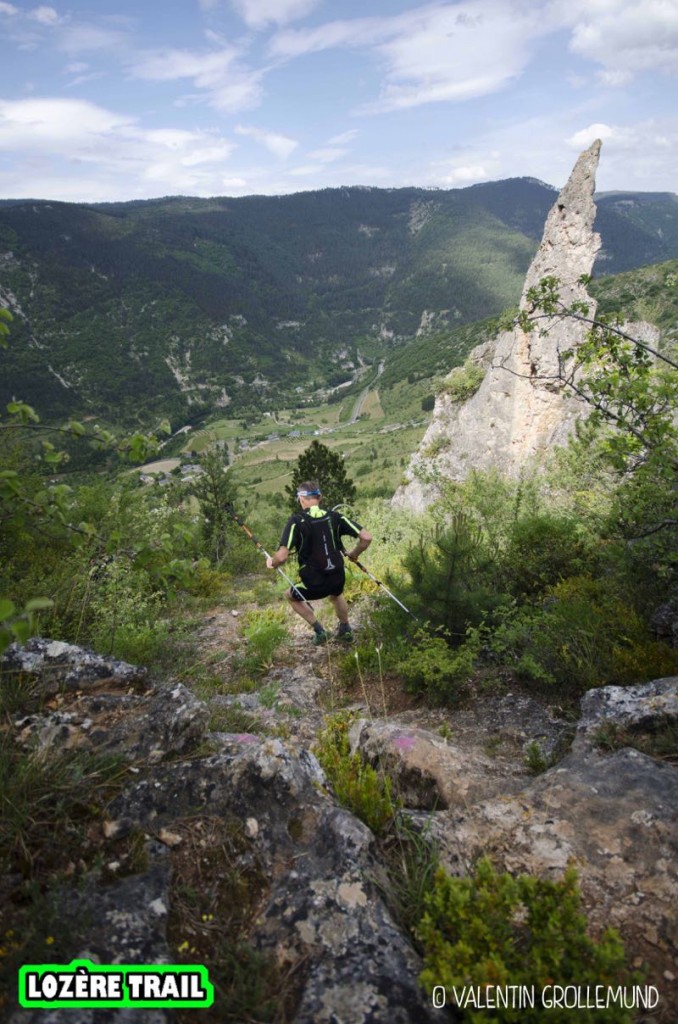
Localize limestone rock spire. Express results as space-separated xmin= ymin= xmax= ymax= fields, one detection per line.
xmin=393 ymin=141 xmax=603 ymax=513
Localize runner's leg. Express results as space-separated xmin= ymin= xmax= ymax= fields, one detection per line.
xmin=286 ymin=589 xmax=319 ymax=625
xmin=328 ymin=593 xmax=349 ymax=625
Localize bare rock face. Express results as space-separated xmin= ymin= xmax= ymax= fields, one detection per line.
xmin=394 ymin=141 xmax=603 ymax=513
xmin=5 ymin=638 xmax=208 ymax=762
xmin=425 ymin=676 xmax=678 ymax=1013
xmin=349 ymin=718 xmax=523 ymax=810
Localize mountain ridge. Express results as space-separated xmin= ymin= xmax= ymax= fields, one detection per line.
xmin=1 ymin=179 xmax=677 ymax=429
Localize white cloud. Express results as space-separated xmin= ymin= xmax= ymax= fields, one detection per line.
xmin=29 ymin=6 xmax=60 ymax=25
xmin=328 ymin=129 xmax=360 ymax=146
xmin=269 ymin=17 xmax=383 ymax=59
xmin=308 ymin=146 xmax=347 ymax=163
xmin=0 ymin=97 xmax=133 ymax=146
xmin=270 ymin=0 xmax=676 ymax=121
xmin=131 ymin=46 xmax=264 ymax=113
xmin=0 ymin=96 xmax=238 ymax=199
xmin=232 ymin=0 xmax=320 ymax=30
xmin=553 ymin=0 xmax=678 ymax=80
xmin=236 ymin=124 xmax=298 ymax=158
xmin=437 ymin=163 xmax=493 ymax=186
xmin=568 ymin=122 xmax=620 ymax=148
xmin=272 ymin=2 xmax=547 ymax=113
xmin=367 ymin=2 xmax=542 ymax=112
xmin=57 ymin=23 xmax=128 ymax=54
xmin=0 ymin=1 xmax=18 ymax=14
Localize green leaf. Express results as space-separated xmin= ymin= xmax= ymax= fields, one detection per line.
xmin=11 ymin=620 xmax=31 ymax=644
xmin=25 ymin=598 xmax=54 ymax=612
xmin=0 ymin=598 xmax=16 ymax=621
xmin=7 ymin=400 xmax=40 ymax=424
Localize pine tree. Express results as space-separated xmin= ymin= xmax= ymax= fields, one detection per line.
xmin=285 ymin=440 xmax=357 ymax=511
xmin=191 ymin=449 xmax=239 ymax=564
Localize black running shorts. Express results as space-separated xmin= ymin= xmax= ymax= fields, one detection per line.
xmin=290 ymin=566 xmax=345 ymax=602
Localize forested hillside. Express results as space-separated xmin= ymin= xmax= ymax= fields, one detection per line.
xmin=1 ymin=181 xmax=676 ymax=430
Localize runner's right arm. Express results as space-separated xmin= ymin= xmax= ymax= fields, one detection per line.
xmin=267 ymin=513 xmax=299 ymax=569
xmin=266 ymin=546 xmax=289 ymax=569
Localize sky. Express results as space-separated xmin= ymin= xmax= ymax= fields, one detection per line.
xmin=0 ymin=0 xmax=677 ymax=203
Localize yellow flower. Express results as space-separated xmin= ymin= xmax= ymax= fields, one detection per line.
xmin=45 ymin=937 xmax=55 ymax=946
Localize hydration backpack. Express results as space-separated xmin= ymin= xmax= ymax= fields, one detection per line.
xmin=297 ymin=508 xmax=343 ymax=574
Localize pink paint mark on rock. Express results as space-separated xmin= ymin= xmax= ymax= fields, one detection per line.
xmin=392 ymin=734 xmax=416 ymax=751
xmin=234 ymin=733 xmax=259 ymax=743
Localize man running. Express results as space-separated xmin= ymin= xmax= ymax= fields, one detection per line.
xmin=266 ymin=480 xmax=371 ymax=644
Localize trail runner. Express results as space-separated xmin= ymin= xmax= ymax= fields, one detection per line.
xmin=266 ymin=480 xmax=371 ymax=644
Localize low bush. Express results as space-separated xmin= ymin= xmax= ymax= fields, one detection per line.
xmin=440 ymin=359 xmax=485 ymax=403
xmin=397 ymin=628 xmax=476 ymax=704
xmin=417 ymin=857 xmax=638 ymax=1023
xmin=488 ymin=576 xmax=678 ymax=695
xmin=314 ymin=712 xmax=400 ymax=835
xmin=239 ymin=608 xmax=289 ymax=677
xmin=502 ymin=512 xmax=598 ymax=597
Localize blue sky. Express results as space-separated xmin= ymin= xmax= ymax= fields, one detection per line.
xmin=0 ymin=0 xmax=676 ymax=202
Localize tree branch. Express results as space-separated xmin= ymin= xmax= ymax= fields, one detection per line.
xmin=523 ymin=309 xmax=678 ymax=370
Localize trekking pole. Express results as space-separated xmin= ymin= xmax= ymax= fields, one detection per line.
xmin=223 ymin=504 xmax=316 ymax=615
xmin=330 ymin=504 xmax=420 ymax=623
xmin=348 ymin=556 xmax=419 ymax=623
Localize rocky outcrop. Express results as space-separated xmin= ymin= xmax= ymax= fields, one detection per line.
xmin=7 ymin=637 xmax=208 ymax=762
xmin=414 ymin=676 xmax=678 ymax=1015
xmin=394 ymin=140 xmax=603 ymax=513
xmin=2 ymin=642 xmax=445 ymax=1024
xmin=349 ymin=692 xmax=572 ymax=810
xmin=4 ymin=640 xmax=677 ymax=1021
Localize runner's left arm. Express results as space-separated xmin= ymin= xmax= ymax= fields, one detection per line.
xmin=337 ymin=514 xmax=372 ymax=562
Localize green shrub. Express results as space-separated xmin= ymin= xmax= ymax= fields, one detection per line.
xmin=503 ymin=513 xmax=597 ymax=597
xmin=417 ymin=857 xmax=637 ymax=1023
xmin=441 ymin=359 xmax=485 ymax=402
xmin=421 ymin=435 xmax=450 ymax=459
xmin=108 ymin=619 xmax=172 ymax=667
xmin=488 ymin=577 xmax=678 ymax=695
xmin=239 ymin=608 xmax=289 ymax=676
xmin=397 ymin=629 xmax=476 ymax=704
xmin=402 ymin=513 xmax=508 ymax=639
xmin=314 ymin=712 xmax=400 ymax=835
xmin=524 ymin=740 xmax=550 ymax=775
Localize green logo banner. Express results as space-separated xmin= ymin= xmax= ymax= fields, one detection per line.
xmin=18 ymin=960 xmax=214 ymax=1009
